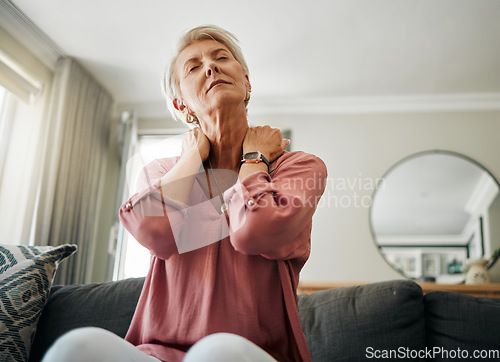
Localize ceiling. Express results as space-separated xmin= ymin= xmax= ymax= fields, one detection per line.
xmin=5 ymin=0 xmax=500 ymax=118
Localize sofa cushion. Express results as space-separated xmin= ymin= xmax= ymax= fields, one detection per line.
xmin=424 ymin=291 xmax=500 ymax=361
xmin=29 ymin=277 xmax=145 ymax=362
xmin=0 ymin=244 xmax=77 ymax=362
xmin=298 ymin=280 xmax=426 ymax=362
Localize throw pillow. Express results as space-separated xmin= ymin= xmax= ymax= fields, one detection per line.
xmin=0 ymin=244 xmax=77 ymax=362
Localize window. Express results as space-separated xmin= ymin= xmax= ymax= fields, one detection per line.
xmin=0 ymin=85 xmax=12 ymax=180
xmin=118 ymin=133 xmax=183 ymax=279
xmin=0 ymin=82 xmax=48 ymax=243
xmin=0 ymin=27 xmax=53 ymax=244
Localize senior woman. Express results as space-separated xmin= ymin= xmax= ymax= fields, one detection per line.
xmin=42 ymin=25 xmax=326 ymax=362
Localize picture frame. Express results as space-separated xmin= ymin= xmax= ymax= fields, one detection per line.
xmin=422 ymin=253 xmax=441 ymax=278
xmin=381 ymin=248 xmax=421 ymax=279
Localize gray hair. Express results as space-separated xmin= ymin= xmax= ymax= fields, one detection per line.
xmin=163 ymin=25 xmax=250 ymax=125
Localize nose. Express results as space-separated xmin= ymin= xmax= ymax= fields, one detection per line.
xmin=206 ymin=63 xmax=219 ymax=77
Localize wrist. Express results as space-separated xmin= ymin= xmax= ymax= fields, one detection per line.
xmin=238 ymin=159 xmax=268 ymax=183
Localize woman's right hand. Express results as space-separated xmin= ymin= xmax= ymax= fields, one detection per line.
xmin=159 ymin=128 xmax=209 ymax=205
xmin=181 ymin=127 xmax=210 ymax=161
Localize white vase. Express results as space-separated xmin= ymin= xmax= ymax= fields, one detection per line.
xmin=465 ymin=259 xmax=491 ymax=285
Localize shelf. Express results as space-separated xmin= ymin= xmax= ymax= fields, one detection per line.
xmin=297 ymin=281 xmax=500 ymax=298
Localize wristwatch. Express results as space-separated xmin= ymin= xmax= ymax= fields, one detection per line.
xmin=241 ymin=151 xmax=270 ymax=172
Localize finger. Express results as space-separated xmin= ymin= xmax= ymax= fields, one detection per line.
xmin=280 ymin=139 xmax=289 ymax=150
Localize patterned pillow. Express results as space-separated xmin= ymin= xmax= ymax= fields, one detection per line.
xmin=0 ymin=244 xmax=77 ymax=362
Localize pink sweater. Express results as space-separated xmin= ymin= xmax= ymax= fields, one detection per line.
xmin=119 ymin=150 xmax=327 ymax=362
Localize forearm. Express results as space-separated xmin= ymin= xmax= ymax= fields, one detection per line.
xmin=119 ymin=196 xmax=180 ymax=260
xmin=120 ymin=155 xmax=198 ymax=260
xmin=228 ymin=178 xmax=313 ymax=255
xmin=120 ymin=187 xmax=229 ymax=258
xmin=238 ymin=161 xmax=268 ymax=182
xmin=159 ymin=149 xmax=203 ymax=205
xmin=226 ymin=153 xmax=327 ymax=259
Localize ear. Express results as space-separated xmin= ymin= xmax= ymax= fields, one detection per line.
xmin=173 ymin=98 xmax=186 ymax=112
xmin=245 ymin=75 xmax=252 ymax=93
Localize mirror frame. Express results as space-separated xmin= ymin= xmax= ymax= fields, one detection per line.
xmin=369 ymin=149 xmax=500 ymax=280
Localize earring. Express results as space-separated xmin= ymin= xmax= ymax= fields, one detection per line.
xmin=185 ymin=113 xmax=199 ymax=125
xmin=181 ymin=103 xmax=199 ymax=125
xmin=244 ymin=90 xmax=251 ymax=103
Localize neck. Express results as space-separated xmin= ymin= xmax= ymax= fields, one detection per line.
xmin=200 ymin=105 xmax=248 ymax=172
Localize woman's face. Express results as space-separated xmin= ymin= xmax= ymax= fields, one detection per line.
xmin=174 ymin=39 xmax=251 ymax=121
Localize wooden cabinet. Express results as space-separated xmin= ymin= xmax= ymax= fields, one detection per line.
xmin=417 ymin=282 xmax=500 ymax=298
xmin=297 ymin=281 xmax=500 ymax=298
xmin=297 ymin=281 xmax=364 ymax=295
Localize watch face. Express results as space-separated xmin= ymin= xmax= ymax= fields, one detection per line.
xmin=244 ymin=152 xmax=260 ymax=160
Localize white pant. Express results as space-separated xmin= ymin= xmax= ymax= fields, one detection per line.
xmin=42 ymin=327 xmax=277 ymax=362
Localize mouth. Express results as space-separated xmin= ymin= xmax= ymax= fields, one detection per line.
xmin=207 ymin=79 xmax=230 ymax=93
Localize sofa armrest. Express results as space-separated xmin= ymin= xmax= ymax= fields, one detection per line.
xmin=298 ymin=279 xmax=425 ymax=362
xmin=424 ymin=290 xmax=500 ymax=360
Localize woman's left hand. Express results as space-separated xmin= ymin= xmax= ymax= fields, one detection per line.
xmin=243 ymin=126 xmax=290 ymax=162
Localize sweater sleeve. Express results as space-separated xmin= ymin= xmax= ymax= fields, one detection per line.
xmin=223 ymin=152 xmax=327 ymax=260
xmin=119 ymin=158 xmax=188 ymax=260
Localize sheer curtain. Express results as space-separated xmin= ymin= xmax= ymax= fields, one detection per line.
xmin=34 ymin=57 xmax=114 ymax=284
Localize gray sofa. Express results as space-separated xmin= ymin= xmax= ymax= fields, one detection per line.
xmin=29 ymin=278 xmax=500 ymax=361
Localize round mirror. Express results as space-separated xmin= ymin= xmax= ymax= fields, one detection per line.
xmin=370 ymin=150 xmax=500 ymax=283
